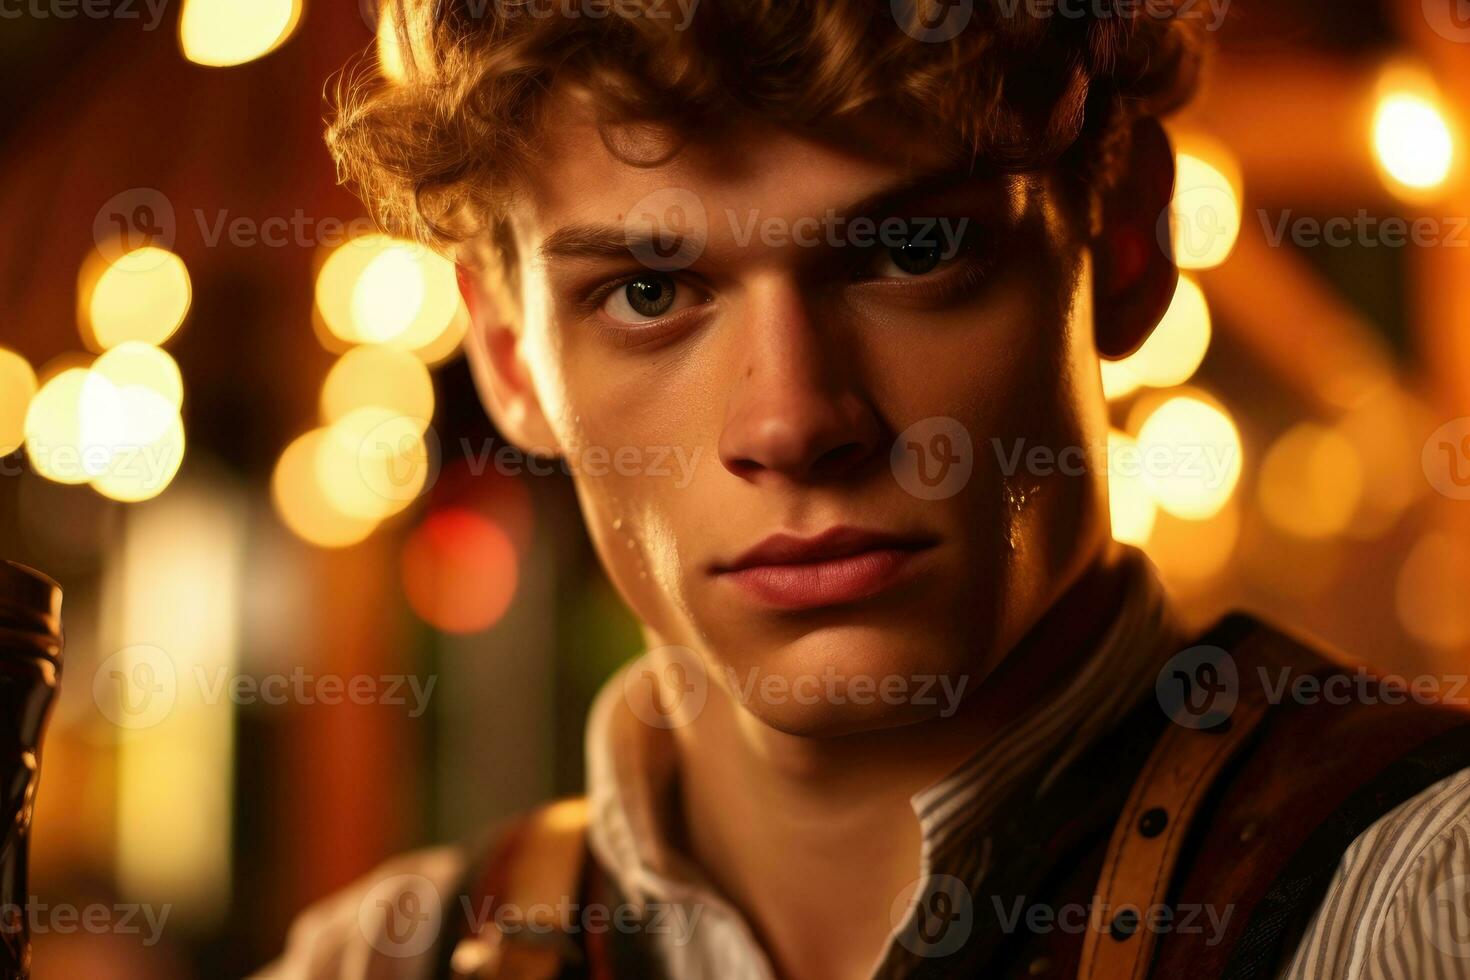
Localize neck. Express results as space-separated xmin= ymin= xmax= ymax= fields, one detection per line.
xmin=664 ymin=545 xmax=1140 ymax=980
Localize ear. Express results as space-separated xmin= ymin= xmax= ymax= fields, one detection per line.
xmin=457 ymin=264 xmax=561 ymax=454
xmin=1091 ymin=118 xmax=1179 ymax=360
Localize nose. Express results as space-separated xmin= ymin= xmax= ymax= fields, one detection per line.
xmin=717 ymin=280 xmax=882 ymax=483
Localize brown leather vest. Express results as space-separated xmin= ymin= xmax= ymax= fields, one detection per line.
xmin=434 ymin=614 xmax=1470 ymax=979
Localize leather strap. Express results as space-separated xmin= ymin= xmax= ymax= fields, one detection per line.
xmin=1078 ymin=656 xmax=1271 ymax=980
xmin=448 ymin=798 xmax=591 ymax=980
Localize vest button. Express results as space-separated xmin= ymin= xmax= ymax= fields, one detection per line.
xmin=1138 ymin=807 xmax=1169 ymax=838
xmin=1028 ymin=955 xmax=1052 ymax=975
xmin=1109 ymin=907 xmax=1140 ymax=941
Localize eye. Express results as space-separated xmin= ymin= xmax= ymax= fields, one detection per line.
xmin=866 ymin=223 xmax=968 ymax=280
xmin=883 ymin=240 xmax=945 ymax=277
xmin=602 ymin=273 xmax=684 ymax=323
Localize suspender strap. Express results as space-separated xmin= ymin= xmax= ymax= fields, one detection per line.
xmin=1222 ymin=722 xmax=1470 ymax=979
xmin=1078 ymin=651 xmax=1272 ymax=980
xmin=444 ymin=798 xmax=593 ymax=980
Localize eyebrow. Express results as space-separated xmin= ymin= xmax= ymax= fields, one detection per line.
xmin=539 ymin=224 xmax=698 ymax=261
xmin=535 ymin=167 xmax=991 ymax=263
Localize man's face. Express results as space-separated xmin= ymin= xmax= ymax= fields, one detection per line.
xmin=484 ymin=103 xmax=1114 ymax=737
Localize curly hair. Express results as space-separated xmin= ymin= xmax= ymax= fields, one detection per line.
xmin=329 ymin=0 xmax=1207 ymax=270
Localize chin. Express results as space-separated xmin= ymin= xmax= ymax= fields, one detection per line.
xmin=709 ymin=622 xmax=979 ymax=739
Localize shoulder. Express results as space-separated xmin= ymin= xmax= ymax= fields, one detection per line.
xmin=250 ymin=845 xmax=468 ymax=980
xmin=1280 ymin=766 xmax=1470 ymax=979
xmin=253 ymin=799 xmax=591 ymax=980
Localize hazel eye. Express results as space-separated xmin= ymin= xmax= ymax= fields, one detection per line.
xmin=602 ymin=274 xmax=679 ymax=322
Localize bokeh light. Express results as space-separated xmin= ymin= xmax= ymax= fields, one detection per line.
xmin=271 ymin=429 xmax=380 ymax=549
xmin=315 ymin=235 xmax=469 ymax=363
xmin=1107 ymin=429 xmax=1157 ymax=546
xmin=1372 ymin=65 xmax=1456 ymax=196
xmin=1149 ymin=501 xmax=1240 ymax=584
xmin=1134 ymin=392 xmax=1243 ymax=521
xmin=315 ymin=409 xmax=431 ymax=522
xmin=1257 ymin=423 xmax=1364 ymax=540
xmin=1396 ymin=533 xmax=1470 ymax=651
xmin=401 ymin=508 xmax=519 ymax=633
xmin=92 ymin=341 xmax=184 ymax=410
xmin=24 ymin=368 xmax=95 ymax=485
xmin=1169 ymin=134 xmax=1243 ymax=271
xmin=0 ymin=348 xmax=38 ymax=456
xmin=179 ymin=0 xmax=304 ymax=67
xmin=80 ymin=373 xmax=186 ymax=502
xmin=1101 ymin=276 xmax=1212 ymax=399
xmin=320 ymin=346 xmax=434 ymax=430
xmin=81 ymin=246 xmax=193 ymax=351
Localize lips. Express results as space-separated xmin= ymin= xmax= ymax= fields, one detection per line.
xmin=712 ymin=527 xmax=937 ymax=611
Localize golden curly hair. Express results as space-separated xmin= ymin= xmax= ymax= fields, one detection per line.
xmin=329 ymin=0 xmax=1208 ymax=269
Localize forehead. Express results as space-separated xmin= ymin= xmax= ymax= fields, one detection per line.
xmin=511 ymin=94 xmax=965 ymax=248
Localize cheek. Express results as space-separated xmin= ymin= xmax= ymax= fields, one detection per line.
xmin=573 ymin=469 xmax=699 ymax=640
xmin=546 ymin=350 xmax=716 ymax=642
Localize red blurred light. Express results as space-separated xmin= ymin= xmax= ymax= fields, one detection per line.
xmin=401 ymin=508 xmax=519 ymax=634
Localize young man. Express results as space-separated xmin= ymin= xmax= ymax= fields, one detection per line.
xmin=264 ymin=2 xmax=1470 ymax=977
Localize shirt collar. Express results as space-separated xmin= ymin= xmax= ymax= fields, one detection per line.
xmin=583 ymin=548 xmax=1178 ymax=975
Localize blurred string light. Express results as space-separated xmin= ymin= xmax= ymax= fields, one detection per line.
xmin=317 ymin=409 xmax=430 ymax=521
xmin=1372 ymin=64 xmax=1457 ymax=198
xmin=24 ymin=368 xmax=94 ymax=486
xmin=179 ymin=0 xmax=304 ymax=68
xmin=1256 ymin=422 xmax=1363 ymax=540
xmin=1148 ymin=499 xmax=1241 ymax=585
xmin=1131 ymin=390 xmax=1243 ymax=521
xmin=276 ymin=234 xmax=473 ymax=548
xmin=22 ymin=352 xmax=186 ymax=501
xmin=79 ymin=246 xmax=193 ymax=351
xmin=271 ymin=429 xmax=380 ymax=549
xmin=320 ymin=345 xmax=434 ymax=428
xmin=314 ymin=234 xmax=469 ymax=364
xmin=18 ymin=247 xmax=194 ymax=500
xmin=401 ymin=508 xmax=519 ymax=633
xmin=1107 ymin=429 xmax=1158 ymax=547
xmin=1396 ymin=532 xmax=1470 ymax=651
xmin=0 ymin=348 xmax=38 ymax=456
xmin=1168 ymin=131 xmax=1243 ymax=271
xmin=1335 ymin=385 xmax=1426 ymax=538
xmin=1101 ymin=275 xmax=1212 ymax=400
xmin=271 ymin=412 xmax=431 ymax=548
xmin=93 ymin=341 xmax=184 ymax=409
